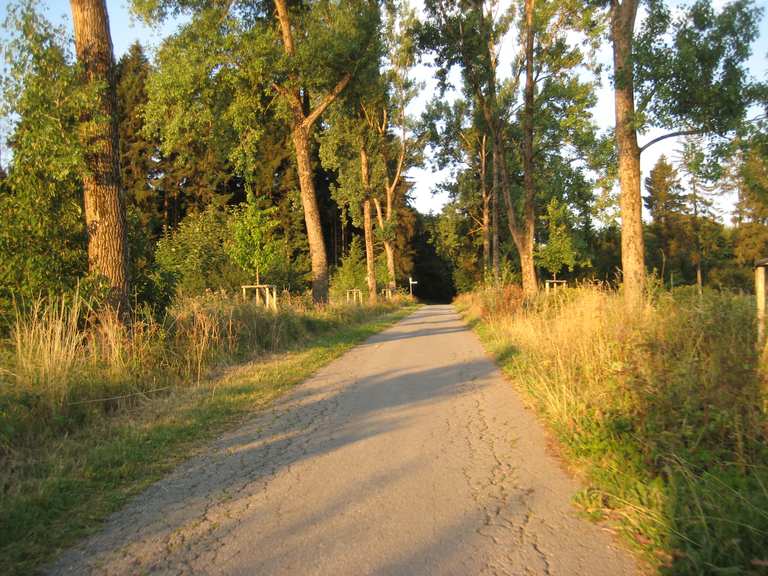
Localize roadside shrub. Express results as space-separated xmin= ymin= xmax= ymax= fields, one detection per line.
xmin=154 ymin=205 xmax=250 ymax=295
xmin=330 ymin=237 xmax=368 ymax=302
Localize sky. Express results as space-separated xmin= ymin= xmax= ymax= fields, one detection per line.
xmin=2 ymin=0 xmax=767 ymax=220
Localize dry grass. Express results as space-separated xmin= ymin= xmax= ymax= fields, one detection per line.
xmin=458 ymin=283 xmax=768 ymax=574
xmin=1 ymin=292 xmax=409 ymax=446
xmin=11 ymin=294 xmax=87 ymax=408
xmin=0 ymin=293 xmax=414 ymax=575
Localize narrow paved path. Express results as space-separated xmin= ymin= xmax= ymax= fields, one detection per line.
xmin=51 ymin=305 xmax=637 ymax=575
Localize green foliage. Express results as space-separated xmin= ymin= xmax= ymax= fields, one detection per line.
xmin=429 ymin=200 xmax=482 ymax=292
xmin=117 ymin=43 xmax=161 ymax=235
xmin=636 ymin=0 xmax=763 ymax=134
xmin=0 ymin=2 xmax=92 ymax=317
xmin=535 ymin=198 xmax=589 ymax=279
xmin=226 ymin=195 xmax=282 ymax=284
xmin=319 ymin=109 xmax=371 ymax=225
xmin=154 ymin=204 xmax=248 ymax=295
xmin=140 ymin=0 xmax=380 ymax=183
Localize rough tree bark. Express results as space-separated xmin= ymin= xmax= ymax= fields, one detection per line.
xmin=292 ymin=127 xmax=332 ymax=302
xmin=275 ymin=0 xmax=351 ymax=303
xmin=360 ymin=146 xmax=377 ymax=304
xmin=484 ymin=90 xmax=537 ymax=297
xmin=70 ymin=0 xmax=129 ymax=313
xmin=372 ymin=197 xmax=396 ymax=289
xmin=480 ymin=132 xmax=491 ymax=273
xmin=518 ymin=0 xmax=538 ymax=296
xmin=610 ymin=0 xmax=644 ymax=305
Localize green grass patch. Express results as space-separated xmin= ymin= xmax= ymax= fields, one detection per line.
xmin=0 ymin=303 xmax=416 ymax=575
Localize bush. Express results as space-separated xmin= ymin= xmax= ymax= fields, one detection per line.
xmin=154 ymin=205 xmax=250 ymax=296
xmin=330 ymin=237 xmax=368 ymax=302
xmin=458 ymin=284 xmax=768 ymax=573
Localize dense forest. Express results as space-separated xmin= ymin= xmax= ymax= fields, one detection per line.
xmin=1 ymin=0 xmax=768 ymax=573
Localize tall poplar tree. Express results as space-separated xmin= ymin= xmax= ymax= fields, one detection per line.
xmin=605 ymin=0 xmax=762 ymax=304
xmin=70 ymin=0 xmax=129 ymax=311
xmin=421 ymin=0 xmax=510 ymax=281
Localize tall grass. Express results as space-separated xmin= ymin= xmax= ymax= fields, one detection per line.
xmin=0 ymin=291 xmax=412 ymax=575
xmin=458 ymin=284 xmax=768 ymax=574
xmin=12 ymin=294 xmax=87 ymax=408
xmin=1 ymin=292 xmax=406 ymax=451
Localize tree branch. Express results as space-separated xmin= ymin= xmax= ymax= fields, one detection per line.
xmin=272 ymin=82 xmax=303 ymax=113
xmin=639 ymin=129 xmax=703 ymax=154
xmin=387 ymin=140 xmax=406 ymax=203
xmin=372 ymin=197 xmax=386 ymax=229
xmin=303 ymin=72 xmax=352 ymax=130
xmin=274 ymin=0 xmax=295 ymax=56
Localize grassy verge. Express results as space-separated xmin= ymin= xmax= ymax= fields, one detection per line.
xmin=457 ymin=284 xmax=768 ymax=575
xmin=0 ymin=299 xmax=416 ymax=575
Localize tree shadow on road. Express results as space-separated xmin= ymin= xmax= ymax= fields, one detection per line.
xmin=48 ymin=349 xmax=496 ymax=574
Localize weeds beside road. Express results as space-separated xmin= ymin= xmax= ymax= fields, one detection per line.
xmin=0 ymin=293 xmax=415 ymax=575
xmin=458 ymin=284 xmax=768 ymax=575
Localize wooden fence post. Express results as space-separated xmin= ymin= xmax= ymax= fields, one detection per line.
xmin=755 ymin=259 xmax=768 ymax=349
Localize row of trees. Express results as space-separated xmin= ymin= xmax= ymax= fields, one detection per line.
xmin=0 ymin=0 xmax=426 ymax=315
xmin=420 ymin=0 xmax=765 ymax=300
xmin=0 ymin=0 xmax=765 ymax=314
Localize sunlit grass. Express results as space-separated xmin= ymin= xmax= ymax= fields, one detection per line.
xmin=458 ymin=283 xmax=768 ymax=574
xmin=0 ymin=294 xmax=415 ymax=575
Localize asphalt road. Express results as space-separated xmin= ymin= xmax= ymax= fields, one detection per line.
xmin=50 ymin=305 xmax=638 ymax=575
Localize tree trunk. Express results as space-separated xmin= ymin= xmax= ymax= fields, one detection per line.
xmin=360 ymin=147 xmax=377 ymax=304
xmin=274 ymin=0 xmax=351 ymax=304
xmin=610 ymin=0 xmax=644 ymax=305
xmin=489 ymin=123 xmax=501 ymax=282
xmin=480 ymin=132 xmax=490 ymax=274
xmin=498 ymin=130 xmax=537 ymax=296
xmin=519 ymin=0 xmax=538 ymax=297
xmin=518 ymin=228 xmax=537 ymax=297
xmin=691 ymin=176 xmax=703 ymax=295
xmin=383 ymin=149 xmax=402 ymax=289
xmin=696 ymin=262 xmax=702 ymax=293
xmin=474 ymin=18 xmax=501 ymax=284
xmin=373 ymin=197 xmax=397 ymax=289
xmin=363 ymin=200 xmax=377 ymax=304
xmin=385 ymin=190 xmax=396 ymax=288
xmin=70 ymin=0 xmax=129 ymax=314
xmin=373 ymin=201 xmax=396 ymax=289
xmin=293 ymin=126 xmax=329 ymax=303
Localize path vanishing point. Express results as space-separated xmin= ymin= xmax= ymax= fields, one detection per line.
xmin=50 ymin=305 xmax=638 ymax=575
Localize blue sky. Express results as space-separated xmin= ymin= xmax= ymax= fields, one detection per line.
xmin=2 ymin=0 xmax=767 ymax=219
